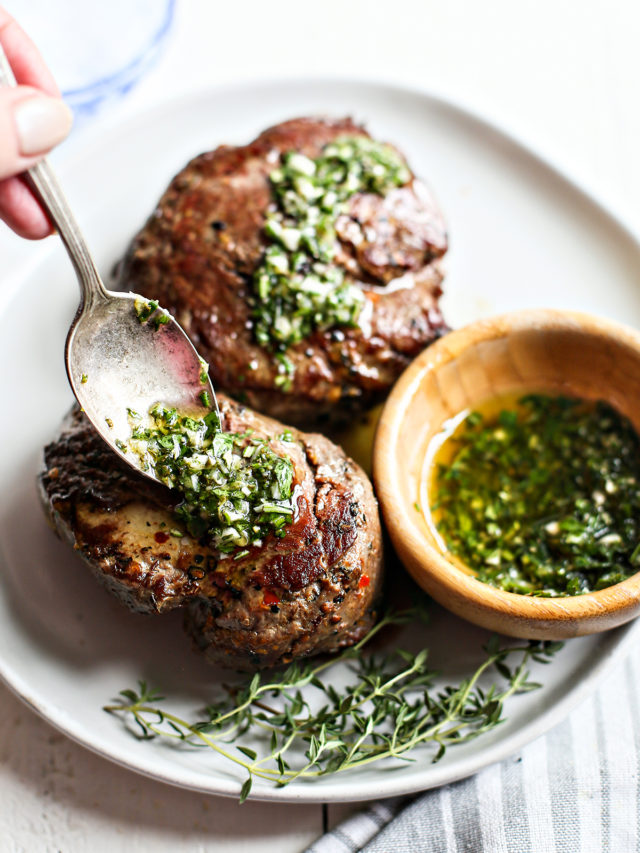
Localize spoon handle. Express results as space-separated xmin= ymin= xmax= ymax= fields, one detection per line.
xmin=0 ymin=44 xmax=108 ymax=308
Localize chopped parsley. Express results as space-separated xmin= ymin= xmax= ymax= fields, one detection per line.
xmin=274 ymin=352 xmax=295 ymax=391
xmin=151 ymin=312 xmax=170 ymax=330
xmin=134 ymin=297 xmax=158 ymax=321
xmin=80 ymin=373 xmax=88 ymax=384
xmin=198 ymin=357 xmax=209 ymax=385
xmin=252 ymin=136 xmax=410 ymax=357
xmin=127 ymin=405 xmax=296 ymax=554
xmin=134 ymin=297 xmax=170 ymax=330
xmin=431 ymin=395 xmax=640 ymax=597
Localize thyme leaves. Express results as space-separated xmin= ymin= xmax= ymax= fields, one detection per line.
xmin=104 ymin=605 xmax=562 ymax=801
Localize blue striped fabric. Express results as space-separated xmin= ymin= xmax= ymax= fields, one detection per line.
xmin=306 ymin=649 xmax=639 ymax=852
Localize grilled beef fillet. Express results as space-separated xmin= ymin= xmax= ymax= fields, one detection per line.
xmin=117 ymin=117 xmax=448 ymax=427
xmin=39 ymin=395 xmax=382 ymax=670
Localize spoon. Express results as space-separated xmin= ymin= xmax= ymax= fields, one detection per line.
xmin=0 ymin=46 xmax=218 ymax=483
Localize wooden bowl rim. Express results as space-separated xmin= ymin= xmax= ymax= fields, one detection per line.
xmin=373 ymin=308 xmax=640 ymax=623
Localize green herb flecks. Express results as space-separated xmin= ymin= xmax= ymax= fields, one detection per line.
xmin=104 ymin=602 xmax=562 ymax=800
xmin=151 ymin=311 xmax=170 ymax=330
xmin=274 ymin=353 xmax=295 ymax=391
xmin=134 ymin=297 xmax=170 ymax=330
xmin=432 ymin=395 xmax=640 ymax=596
xmin=134 ymin=297 xmax=158 ymax=322
xmin=126 ymin=405 xmax=295 ymax=553
xmin=80 ymin=373 xmax=88 ymax=384
xmin=253 ymin=136 xmax=410 ymax=356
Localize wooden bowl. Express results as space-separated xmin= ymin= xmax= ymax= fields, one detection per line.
xmin=373 ymin=309 xmax=640 ymax=639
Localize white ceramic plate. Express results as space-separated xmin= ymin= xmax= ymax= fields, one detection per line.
xmin=1 ymin=80 xmax=640 ymax=804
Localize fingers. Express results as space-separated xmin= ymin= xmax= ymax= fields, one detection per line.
xmin=0 ymin=7 xmax=59 ymax=95
xmin=0 ymin=84 xmax=72 ymax=180
xmin=0 ymin=6 xmax=71 ymax=238
xmin=0 ymin=84 xmax=72 ymax=237
xmin=0 ymin=175 xmax=52 ymax=239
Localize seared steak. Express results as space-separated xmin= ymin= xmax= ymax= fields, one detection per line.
xmin=39 ymin=395 xmax=382 ymax=670
xmin=117 ymin=117 xmax=448 ymax=427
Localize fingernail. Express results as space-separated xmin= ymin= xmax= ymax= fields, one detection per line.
xmin=14 ymin=96 xmax=73 ymax=156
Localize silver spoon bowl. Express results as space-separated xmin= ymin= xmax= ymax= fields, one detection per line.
xmin=0 ymin=46 xmax=217 ymax=482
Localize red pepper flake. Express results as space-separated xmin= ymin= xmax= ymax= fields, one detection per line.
xmin=263 ymin=590 xmax=279 ymax=606
xmin=154 ymin=531 xmax=170 ymax=544
xmin=358 ymin=574 xmax=370 ymax=588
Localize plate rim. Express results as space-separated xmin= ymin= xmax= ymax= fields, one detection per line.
xmin=1 ymin=75 xmax=640 ymax=803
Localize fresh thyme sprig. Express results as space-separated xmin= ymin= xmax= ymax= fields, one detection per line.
xmin=104 ymin=605 xmax=563 ymax=802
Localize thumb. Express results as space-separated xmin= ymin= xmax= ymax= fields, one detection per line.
xmin=0 ymin=85 xmax=72 ymax=180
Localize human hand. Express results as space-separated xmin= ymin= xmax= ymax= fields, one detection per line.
xmin=0 ymin=7 xmax=72 ymax=239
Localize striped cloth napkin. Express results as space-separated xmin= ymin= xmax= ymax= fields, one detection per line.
xmin=306 ymin=647 xmax=639 ymax=852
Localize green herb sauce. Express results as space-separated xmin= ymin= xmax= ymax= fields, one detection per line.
xmin=198 ymin=357 xmax=209 ymax=385
xmin=134 ymin=297 xmax=170 ymax=330
xmin=431 ymin=394 xmax=640 ymax=596
xmin=252 ymin=136 xmax=410 ymax=355
xmin=127 ymin=405 xmax=296 ymax=554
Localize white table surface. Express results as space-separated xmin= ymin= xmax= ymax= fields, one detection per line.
xmin=1 ymin=0 xmax=639 ymax=850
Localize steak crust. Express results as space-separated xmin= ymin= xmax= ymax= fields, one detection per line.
xmin=117 ymin=117 xmax=448 ymax=426
xmin=39 ymin=395 xmax=383 ymax=670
